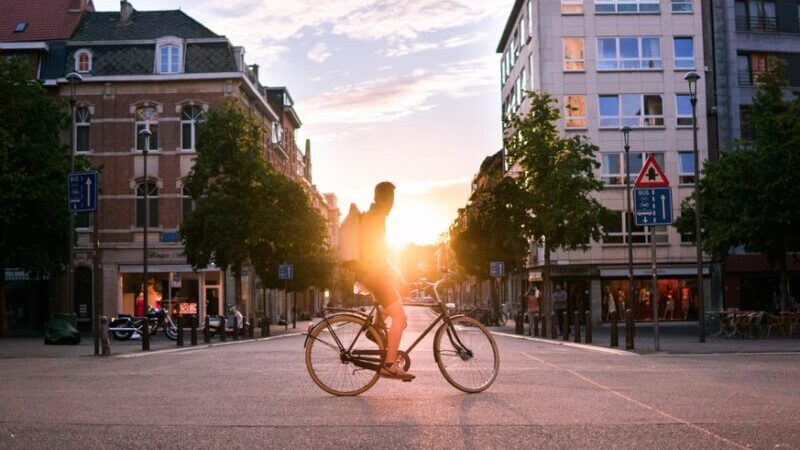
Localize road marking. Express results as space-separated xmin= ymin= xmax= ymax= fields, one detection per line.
xmin=520 ymin=351 xmax=751 ymax=450
xmin=491 ymin=331 xmax=637 ymax=356
xmin=645 ymin=351 xmax=800 ymax=357
xmin=113 ymin=332 xmax=303 ymax=358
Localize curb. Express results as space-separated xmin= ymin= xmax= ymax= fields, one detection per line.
xmin=490 ymin=331 xmax=638 ymax=356
xmin=113 ymin=331 xmax=304 ymax=358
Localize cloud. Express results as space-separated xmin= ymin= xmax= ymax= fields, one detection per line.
xmin=307 ymin=42 xmax=332 ymax=63
xmin=383 ymin=32 xmax=488 ymax=57
xmin=300 ymin=56 xmax=496 ymax=125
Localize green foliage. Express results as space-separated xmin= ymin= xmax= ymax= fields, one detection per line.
xmin=675 ymin=57 xmax=800 ymax=310
xmin=0 ymin=57 xmax=70 ymax=336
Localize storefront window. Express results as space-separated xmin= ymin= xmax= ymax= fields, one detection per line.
xmin=121 ymin=272 xmax=200 ymax=317
xmin=601 ymin=278 xmax=698 ymax=322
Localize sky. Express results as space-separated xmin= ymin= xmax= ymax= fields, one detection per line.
xmin=94 ymin=0 xmax=515 ymax=247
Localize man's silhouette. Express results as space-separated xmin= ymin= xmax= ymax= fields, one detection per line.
xmin=358 ymin=182 xmax=415 ymax=381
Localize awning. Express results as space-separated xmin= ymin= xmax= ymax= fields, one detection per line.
xmin=119 ymin=264 xmax=219 ymax=273
xmin=599 ymin=265 xmax=710 ymax=278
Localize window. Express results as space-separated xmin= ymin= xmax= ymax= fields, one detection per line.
xmin=181 ymin=187 xmax=194 ymax=223
xmin=597 ymin=37 xmax=662 ymax=70
xmin=75 ymin=50 xmax=91 ymax=73
xmin=158 ymin=44 xmax=180 ymax=74
xmin=135 ymin=106 xmax=159 ymax=151
xmin=565 ymin=95 xmax=587 ymax=128
xmin=75 ymin=107 xmax=90 ymax=152
xmin=604 ymin=211 xmax=667 ymax=244
xmin=521 ymin=67 xmax=528 ymax=94
xmin=519 ymin=17 xmax=526 ymax=45
xmin=671 ymin=0 xmax=692 ymax=13
xmin=673 ymin=37 xmax=694 ymax=69
xmin=271 ymin=121 xmax=283 ymax=144
xmin=511 ymin=32 xmax=518 ymax=60
xmin=736 ymin=0 xmax=778 ymax=32
xmin=678 ymin=151 xmax=695 ymax=184
xmin=595 ymin=0 xmax=659 ymax=14
xmin=601 ymin=153 xmax=624 ymax=185
xmin=563 ymin=38 xmax=585 ymax=71
xmin=14 ymin=22 xmax=27 ymax=33
xmin=136 ymin=182 xmax=158 ymax=228
xmin=562 ymin=0 xmax=583 ymax=14
xmin=676 ymin=94 xmax=694 ymax=126
xmin=529 ymin=0 xmax=534 ymax=34
xmin=738 ymin=52 xmax=767 ymax=85
xmin=181 ymin=105 xmax=205 ymax=150
xmin=599 ymin=94 xmax=664 ymax=128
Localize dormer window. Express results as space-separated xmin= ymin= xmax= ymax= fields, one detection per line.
xmin=155 ymin=37 xmax=183 ymax=74
xmin=75 ymin=49 xmax=92 ymax=73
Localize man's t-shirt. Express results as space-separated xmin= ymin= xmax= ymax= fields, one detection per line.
xmin=552 ymin=290 xmax=567 ymax=310
xmin=358 ymin=204 xmax=390 ymax=276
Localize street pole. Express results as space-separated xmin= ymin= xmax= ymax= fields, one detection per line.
xmin=685 ymin=71 xmax=705 ymax=343
xmin=650 ymin=226 xmax=659 ymax=352
xmin=621 ymin=126 xmax=635 ymax=324
xmin=139 ymin=128 xmax=152 ymax=351
xmin=93 ymin=192 xmax=101 ymax=356
xmin=66 ymin=73 xmax=82 ymax=316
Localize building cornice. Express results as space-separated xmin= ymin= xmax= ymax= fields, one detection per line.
xmin=65 ymin=37 xmax=230 ymax=46
xmin=497 ymin=0 xmax=526 ymax=53
xmin=0 ymin=42 xmax=50 ymax=51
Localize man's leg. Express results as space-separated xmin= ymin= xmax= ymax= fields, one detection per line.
xmin=383 ymin=300 xmax=406 ymax=364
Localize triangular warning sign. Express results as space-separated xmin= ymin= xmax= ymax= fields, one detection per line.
xmin=634 ymin=155 xmax=670 ymax=187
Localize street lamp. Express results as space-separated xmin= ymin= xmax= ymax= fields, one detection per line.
xmin=65 ymin=72 xmax=82 ymax=316
xmin=684 ymin=71 xmax=704 ymax=343
xmin=138 ymin=127 xmax=152 ymax=351
xmin=621 ymin=126 xmax=634 ymax=323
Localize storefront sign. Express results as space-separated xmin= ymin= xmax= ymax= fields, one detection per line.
xmin=171 ymin=272 xmax=182 ymax=288
xmin=528 ymin=271 xmax=542 ymax=282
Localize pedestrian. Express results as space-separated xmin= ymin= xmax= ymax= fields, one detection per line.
xmin=552 ymin=284 xmax=568 ymax=335
xmin=525 ymin=286 xmax=541 ymax=336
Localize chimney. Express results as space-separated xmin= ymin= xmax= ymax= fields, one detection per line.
xmin=120 ymin=1 xmax=134 ymax=24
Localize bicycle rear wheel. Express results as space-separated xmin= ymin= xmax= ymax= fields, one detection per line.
xmin=305 ymin=315 xmax=384 ymax=396
xmin=433 ymin=316 xmax=499 ymax=393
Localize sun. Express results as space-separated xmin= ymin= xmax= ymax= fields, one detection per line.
xmin=385 ymin=204 xmax=443 ymax=249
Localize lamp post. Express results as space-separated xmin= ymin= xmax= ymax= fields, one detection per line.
xmin=684 ymin=71 xmax=704 ymax=343
xmin=621 ymin=126 xmax=634 ymax=322
xmin=65 ymin=72 xmax=82 ymax=315
xmin=139 ymin=127 xmax=152 ymax=351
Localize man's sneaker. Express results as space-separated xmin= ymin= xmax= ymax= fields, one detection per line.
xmin=380 ymin=361 xmax=415 ymax=382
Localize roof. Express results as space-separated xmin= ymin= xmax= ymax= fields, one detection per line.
xmin=496 ymin=0 xmax=525 ymax=53
xmin=71 ymin=9 xmax=219 ymax=41
xmin=0 ymin=0 xmax=91 ymax=43
xmin=479 ymin=150 xmax=504 ymax=173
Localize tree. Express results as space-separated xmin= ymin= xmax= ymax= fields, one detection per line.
xmin=503 ymin=90 xmax=613 ymax=313
xmin=676 ymin=58 xmax=800 ymax=311
xmin=180 ymin=100 xmax=270 ymax=308
xmin=0 ymin=57 xmax=70 ymax=336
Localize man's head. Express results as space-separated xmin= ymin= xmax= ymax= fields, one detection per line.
xmin=374 ymin=181 xmax=395 ymax=212
xmin=555 ymin=284 xmax=562 ymax=291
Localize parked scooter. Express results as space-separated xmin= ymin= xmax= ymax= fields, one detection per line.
xmin=204 ymin=304 xmax=248 ymax=336
xmin=109 ymin=307 xmax=178 ymax=341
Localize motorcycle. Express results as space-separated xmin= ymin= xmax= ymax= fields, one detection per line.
xmin=204 ymin=304 xmax=248 ymax=336
xmin=109 ymin=307 xmax=178 ymax=341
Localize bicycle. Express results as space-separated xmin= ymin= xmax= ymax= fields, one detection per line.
xmin=303 ymin=279 xmax=500 ymax=396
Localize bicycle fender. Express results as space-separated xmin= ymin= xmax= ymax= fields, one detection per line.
xmin=303 ymin=313 xmax=367 ymax=349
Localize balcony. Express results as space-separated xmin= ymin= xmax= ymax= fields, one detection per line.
xmin=738 ymin=69 xmax=765 ymax=86
xmin=736 ymin=14 xmax=779 ymax=32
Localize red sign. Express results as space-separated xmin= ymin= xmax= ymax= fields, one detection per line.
xmin=634 ymin=155 xmax=670 ymax=187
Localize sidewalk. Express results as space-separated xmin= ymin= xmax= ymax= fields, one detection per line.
xmin=491 ymin=320 xmax=800 ymax=355
xmin=0 ymin=321 xmax=311 ymax=359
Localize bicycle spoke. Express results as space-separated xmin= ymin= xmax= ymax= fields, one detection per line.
xmin=434 ymin=316 xmax=499 ymax=393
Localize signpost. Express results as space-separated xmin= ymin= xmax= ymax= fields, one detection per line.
xmin=633 ymin=156 xmax=673 ymax=352
xmin=489 ymin=261 xmax=505 ymax=322
xmin=279 ymin=264 xmax=294 ymax=330
xmin=70 ymin=171 xmax=101 ymax=355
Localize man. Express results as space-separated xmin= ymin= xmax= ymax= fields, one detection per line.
xmin=552 ymin=284 xmax=568 ymax=336
xmin=525 ymin=286 xmax=541 ymax=336
xmin=358 ymin=182 xmax=415 ymax=381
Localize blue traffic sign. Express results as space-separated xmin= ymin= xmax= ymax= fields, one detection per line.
xmin=278 ymin=264 xmax=294 ymax=280
xmin=68 ymin=171 xmax=98 ymax=212
xmin=633 ymin=187 xmax=673 ymax=226
xmin=489 ymin=261 xmax=505 ymax=278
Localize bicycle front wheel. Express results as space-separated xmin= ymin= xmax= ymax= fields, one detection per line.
xmin=433 ymin=316 xmax=499 ymax=393
xmin=305 ymin=315 xmax=384 ymax=396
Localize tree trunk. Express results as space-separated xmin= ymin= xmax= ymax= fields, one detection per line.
xmin=221 ymin=269 xmax=227 ymax=312
xmin=0 ymin=263 xmax=7 ymax=337
xmin=779 ymin=257 xmax=789 ymax=313
xmin=234 ymin=271 xmax=243 ymax=310
xmin=543 ymin=243 xmax=552 ymax=316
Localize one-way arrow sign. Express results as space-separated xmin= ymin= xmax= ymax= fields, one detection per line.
xmin=633 ymin=187 xmax=673 ymax=226
xmin=68 ymin=171 xmax=98 ymax=212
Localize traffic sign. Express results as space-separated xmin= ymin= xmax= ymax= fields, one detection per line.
xmin=633 ymin=187 xmax=673 ymax=226
xmin=489 ymin=261 xmax=505 ymax=278
xmin=634 ymin=155 xmax=669 ymax=188
xmin=278 ymin=264 xmax=294 ymax=280
xmin=68 ymin=171 xmax=98 ymax=212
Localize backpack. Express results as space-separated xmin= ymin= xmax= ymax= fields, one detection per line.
xmin=338 ymin=203 xmax=361 ymax=270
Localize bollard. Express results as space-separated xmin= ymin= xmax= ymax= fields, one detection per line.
xmin=248 ymin=319 xmax=255 ymax=339
xmin=265 ymin=315 xmax=271 ymax=337
xmin=204 ymin=315 xmax=211 ymax=344
xmin=562 ymin=312 xmax=569 ymax=341
xmin=233 ymin=316 xmax=239 ymax=341
xmin=292 ymin=307 xmax=297 ymax=329
xmin=220 ymin=317 xmax=227 ymax=342
xmin=515 ymin=312 xmax=524 ymax=335
xmin=176 ymin=314 xmax=184 ymax=347
xmin=625 ymin=309 xmax=634 ymax=350
xmin=261 ymin=316 xmax=268 ymax=338
xmin=142 ymin=318 xmax=150 ymax=351
xmin=610 ymin=310 xmax=619 ymax=348
xmin=191 ymin=315 xmax=198 ymax=346
xmin=533 ymin=314 xmax=540 ymax=337
xmin=574 ymin=310 xmax=581 ymax=343
xmin=550 ymin=313 xmax=557 ymax=339
xmin=100 ymin=316 xmax=111 ymax=356
xmin=585 ymin=310 xmax=592 ymax=344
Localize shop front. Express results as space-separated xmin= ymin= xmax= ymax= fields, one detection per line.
xmin=599 ymin=265 xmax=709 ymax=322
xmin=118 ymin=264 xmax=221 ymax=320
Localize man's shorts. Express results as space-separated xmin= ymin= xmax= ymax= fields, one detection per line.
xmin=359 ymin=270 xmax=401 ymax=309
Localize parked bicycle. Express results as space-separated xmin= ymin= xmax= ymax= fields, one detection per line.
xmin=304 ymin=278 xmax=500 ymax=396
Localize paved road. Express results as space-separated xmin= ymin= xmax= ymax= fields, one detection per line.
xmin=1 ymin=307 xmax=798 ymax=449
